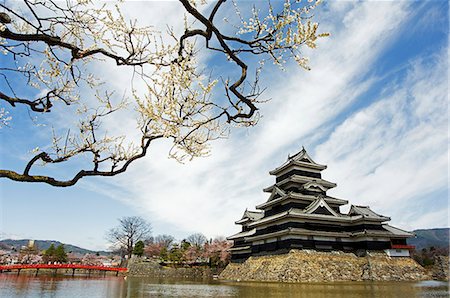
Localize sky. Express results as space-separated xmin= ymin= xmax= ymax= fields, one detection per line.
xmin=0 ymin=0 xmax=448 ymax=251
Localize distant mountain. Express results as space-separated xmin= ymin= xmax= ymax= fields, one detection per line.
xmin=0 ymin=239 xmax=111 ymax=255
xmin=407 ymin=228 xmax=449 ymax=251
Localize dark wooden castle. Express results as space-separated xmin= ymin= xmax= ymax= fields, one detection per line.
xmin=228 ymin=147 xmax=414 ymax=262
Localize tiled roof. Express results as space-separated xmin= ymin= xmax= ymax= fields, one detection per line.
xmin=227 ymin=228 xmax=256 ymax=240
xmin=348 ymin=205 xmax=390 ymax=221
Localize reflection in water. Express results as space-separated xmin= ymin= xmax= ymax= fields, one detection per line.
xmin=0 ymin=274 xmax=448 ymax=298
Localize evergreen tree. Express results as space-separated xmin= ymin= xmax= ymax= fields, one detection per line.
xmin=133 ymin=241 xmax=145 ymax=257
xmin=44 ymin=244 xmax=56 ymax=263
xmin=168 ymin=244 xmax=184 ymax=264
xmin=55 ymin=244 xmax=67 ymax=263
xmin=160 ymin=247 xmax=168 ymax=261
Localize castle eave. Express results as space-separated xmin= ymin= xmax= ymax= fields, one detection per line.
xmin=244 ymin=227 xmax=352 ymax=242
xmin=229 ymin=246 xmax=251 ymax=252
xmin=228 ymin=228 xmax=256 ymax=240
xmin=270 ymin=160 xmax=327 ymax=176
xmin=381 ymin=224 xmax=414 ymax=237
xmin=263 ymin=176 xmax=337 ymax=193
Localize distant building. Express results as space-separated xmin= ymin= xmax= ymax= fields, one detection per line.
xmin=228 ymin=147 xmax=414 ymax=262
xmin=19 ymin=239 xmax=40 ymax=264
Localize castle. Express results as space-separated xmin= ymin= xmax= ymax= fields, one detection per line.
xmin=228 ymin=148 xmax=414 ymax=262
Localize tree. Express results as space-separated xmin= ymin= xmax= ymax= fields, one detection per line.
xmin=107 ymin=216 xmax=152 ymax=259
xmin=0 ymin=0 xmax=327 ymax=187
xmin=54 ymin=244 xmax=68 ymax=263
xmin=203 ymin=237 xmax=232 ymax=268
xmin=143 ymin=234 xmax=176 ymax=260
xmin=82 ymin=253 xmax=102 ymax=266
xmin=168 ymin=243 xmax=185 ymax=264
xmin=144 ymin=242 xmax=164 ymax=259
xmin=186 ymin=233 xmax=207 ymax=249
xmin=43 ymin=243 xmax=56 ymax=263
xmin=160 ymin=247 xmax=169 ymax=262
xmin=184 ymin=245 xmax=203 ymax=264
xmin=153 ymin=234 xmax=175 ymax=250
xmin=43 ymin=243 xmax=67 ymax=263
xmin=133 ymin=240 xmax=145 ymax=257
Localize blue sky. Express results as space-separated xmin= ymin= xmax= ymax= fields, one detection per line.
xmin=0 ymin=0 xmax=448 ymax=251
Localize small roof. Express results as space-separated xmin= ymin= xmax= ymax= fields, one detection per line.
xmin=267 ymin=186 xmax=287 ymax=202
xmin=382 ymin=224 xmax=414 ymax=237
xmin=256 ymin=193 xmax=348 ymax=210
xmin=351 ymin=226 xmax=413 ymax=239
xmin=227 ymin=228 xmax=256 ymax=240
xmin=228 ymin=246 xmax=251 ymax=252
xmin=304 ymin=197 xmax=341 ymax=217
xmin=348 ymin=205 xmax=390 ymax=221
xmin=263 ymin=176 xmax=336 ymax=193
xmin=270 ymin=147 xmax=327 ymax=175
xmin=235 ymin=209 xmax=264 ymax=224
xmin=289 ymin=147 xmax=316 ymax=163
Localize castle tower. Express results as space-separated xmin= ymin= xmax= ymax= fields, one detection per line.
xmin=228 ymin=147 xmax=414 ymax=261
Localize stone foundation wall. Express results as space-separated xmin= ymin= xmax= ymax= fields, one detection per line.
xmin=127 ymin=258 xmax=217 ymax=278
xmin=432 ymin=256 xmax=449 ymax=281
xmin=220 ymin=250 xmax=429 ymax=282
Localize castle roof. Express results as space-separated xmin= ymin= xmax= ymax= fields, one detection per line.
xmin=227 ymin=228 xmax=256 ymax=240
xmin=256 ymin=193 xmax=348 ymax=210
xmin=263 ymin=176 xmax=336 ymax=193
xmin=235 ymin=209 xmax=264 ymax=225
xmin=269 ymin=147 xmax=327 ymax=175
xmin=303 ymin=196 xmax=341 ymax=217
xmin=381 ymin=224 xmax=414 ymax=237
xmin=348 ymin=205 xmax=390 ymax=221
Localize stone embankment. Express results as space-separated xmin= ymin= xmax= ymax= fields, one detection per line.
xmin=127 ymin=258 xmax=217 ymax=279
xmin=432 ymin=256 xmax=449 ymax=281
xmin=220 ymin=250 xmax=429 ymax=282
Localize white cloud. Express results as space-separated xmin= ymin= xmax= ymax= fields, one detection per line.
xmin=315 ymin=49 xmax=448 ymax=229
xmin=239 ymin=1 xmax=411 ymax=167
xmin=84 ymin=0 xmax=447 ymax=241
xmin=0 ymin=232 xmax=27 ymax=240
xmin=1 ymin=0 xmax=446 ymax=249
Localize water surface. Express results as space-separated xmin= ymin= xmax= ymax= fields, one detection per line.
xmin=0 ymin=274 xmax=447 ymax=297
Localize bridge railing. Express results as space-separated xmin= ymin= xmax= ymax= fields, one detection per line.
xmin=0 ymin=264 xmax=127 ymax=272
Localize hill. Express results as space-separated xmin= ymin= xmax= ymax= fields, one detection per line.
xmin=0 ymin=239 xmax=111 ymax=255
xmin=407 ymin=228 xmax=449 ymax=251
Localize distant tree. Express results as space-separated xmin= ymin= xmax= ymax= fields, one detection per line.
xmin=144 ymin=242 xmax=164 ymax=259
xmin=160 ymin=247 xmax=169 ymax=261
xmin=144 ymin=235 xmax=176 ymax=261
xmin=54 ymin=244 xmax=67 ymax=263
xmin=184 ymin=245 xmax=202 ymax=264
xmin=133 ymin=241 xmax=145 ymax=257
xmin=186 ymin=233 xmax=207 ymax=249
xmin=180 ymin=239 xmax=191 ymax=250
xmin=412 ymin=246 xmax=449 ymax=267
xmin=154 ymin=235 xmax=175 ymax=250
xmin=43 ymin=244 xmax=56 ymax=263
xmin=168 ymin=243 xmax=184 ymax=264
xmin=203 ymin=237 xmax=232 ymax=268
xmin=107 ymin=216 xmax=152 ymax=259
xmin=82 ymin=253 xmax=102 ymax=266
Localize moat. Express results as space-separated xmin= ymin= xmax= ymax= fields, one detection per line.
xmin=0 ymin=274 xmax=448 ymax=298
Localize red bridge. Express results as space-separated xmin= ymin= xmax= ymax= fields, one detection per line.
xmin=0 ymin=264 xmax=127 ymax=276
